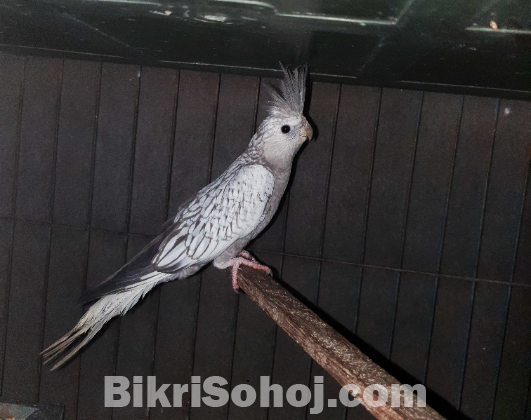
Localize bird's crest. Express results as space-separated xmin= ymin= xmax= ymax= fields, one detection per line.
xmin=268 ymin=64 xmax=307 ymax=118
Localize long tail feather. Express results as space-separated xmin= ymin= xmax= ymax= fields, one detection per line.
xmin=41 ymin=272 xmax=170 ymax=370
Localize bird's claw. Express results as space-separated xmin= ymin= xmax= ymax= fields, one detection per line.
xmin=228 ymin=254 xmax=272 ymax=292
xmin=239 ymin=250 xmax=257 ymax=263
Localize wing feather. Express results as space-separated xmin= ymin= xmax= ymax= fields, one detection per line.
xmin=153 ymin=164 xmax=274 ymax=272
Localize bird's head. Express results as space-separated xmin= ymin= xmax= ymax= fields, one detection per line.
xmin=253 ymin=65 xmax=313 ymax=167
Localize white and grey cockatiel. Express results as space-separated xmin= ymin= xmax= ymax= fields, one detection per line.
xmin=42 ymin=65 xmax=313 ymax=370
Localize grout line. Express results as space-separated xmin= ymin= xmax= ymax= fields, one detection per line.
xmin=422 ymin=275 xmax=439 ymax=386
xmin=488 ymin=283 xmax=512 ymax=419
xmin=455 ymin=280 xmax=477 ymax=410
xmin=316 ymin=82 xmax=341 ymax=292
xmin=457 ymin=97 xmax=501 ymax=411
xmin=435 ymin=95 xmax=465 ymax=274
xmin=125 ymin=64 xmax=142 ymax=235
xmin=482 ymin=100 xmax=511 ymax=417
xmin=8 ymin=57 xmax=25 ymax=221
xmin=36 ymin=217 xmax=53 ymax=401
xmin=148 ymin=68 xmax=180 ymax=420
xmin=37 ymin=58 xmax=65 ymax=401
xmin=46 ymin=58 xmax=65 ymax=223
xmin=251 ymin=74 xmax=261 ymax=131
xmin=111 ymin=63 xmax=143 ymax=420
xmin=388 ymin=90 xmax=424 ymax=360
xmin=423 ymin=93 xmax=465 ymax=385
xmin=75 ymin=59 xmax=103 ymax=420
xmin=73 ymin=228 xmax=91 ymax=418
xmin=354 ymin=86 xmax=383 ymax=334
xmin=474 ymin=97 xmax=500 ymax=280
xmin=252 ymin=248 xmax=531 ymax=289
xmin=398 ymin=90 xmax=424 ymax=269
xmin=110 ymin=238 xmax=130 ymax=420
xmin=163 ymin=69 xmax=180 ymax=223
xmin=48 ymin=59 xmax=64 ymax=224
xmin=146 ymin=286 xmax=162 ymax=420
xmin=0 ymin=216 xmax=155 ymax=238
xmin=506 ymin=120 xmax=531 ymax=285
xmin=485 ymin=97 xmax=523 ymax=419
xmin=207 ymin=73 xmax=222 ymax=184
xmin=361 ymin=86 xmax=383 ymax=259
xmin=85 ymin=62 xmax=104 ymax=228
xmin=317 ymin=82 xmax=341 ymax=259
xmin=0 ymin=55 xmax=26 ymax=395
xmin=186 ymin=275 xmax=203 ymax=419
xmin=491 ymin=150 xmax=531 ymax=417
xmin=147 ymin=67 xmax=181 ymax=420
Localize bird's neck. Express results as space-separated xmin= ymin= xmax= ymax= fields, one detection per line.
xmin=245 ymin=137 xmax=295 ymax=175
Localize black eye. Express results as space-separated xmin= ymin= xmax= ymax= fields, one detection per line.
xmin=281 ymin=125 xmax=291 ymax=134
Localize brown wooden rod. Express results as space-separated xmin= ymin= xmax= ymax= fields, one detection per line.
xmin=234 ymin=265 xmax=445 ymax=420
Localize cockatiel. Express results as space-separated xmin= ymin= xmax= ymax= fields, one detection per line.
xmin=42 ymin=65 xmax=313 ymax=370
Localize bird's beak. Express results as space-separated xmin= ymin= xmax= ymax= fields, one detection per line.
xmin=301 ymin=122 xmax=313 ymax=142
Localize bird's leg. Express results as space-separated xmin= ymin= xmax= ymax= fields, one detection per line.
xmin=223 ymin=255 xmax=272 ymax=292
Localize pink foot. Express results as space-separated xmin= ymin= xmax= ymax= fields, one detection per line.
xmin=239 ymin=250 xmax=257 ymax=262
xmin=226 ymin=256 xmax=272 ymax=292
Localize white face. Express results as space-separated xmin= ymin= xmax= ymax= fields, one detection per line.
xmin=259 ymin=114 xmax=313 ymax=166
xmin=277 ymin=115 xmax=308 ymax=144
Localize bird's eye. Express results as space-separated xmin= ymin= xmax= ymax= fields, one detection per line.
xmin=281 ymin=125 xmax=291 ymax=134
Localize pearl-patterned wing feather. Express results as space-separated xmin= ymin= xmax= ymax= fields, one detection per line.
xmin=153 ymin=164 xmax=275 ymax=272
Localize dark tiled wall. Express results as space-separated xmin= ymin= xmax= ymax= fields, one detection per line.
xmin=0 ymin=53 xmax=530 ymax=420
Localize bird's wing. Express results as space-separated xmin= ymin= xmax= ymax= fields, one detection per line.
xmin=153 ymin=164 xmax=275 ymax=272
xmin=79 ymin=163 xmax=274 ymax=302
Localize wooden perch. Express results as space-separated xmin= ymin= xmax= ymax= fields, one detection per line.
xmin=234 ymin=265 xmax=445 ymax=420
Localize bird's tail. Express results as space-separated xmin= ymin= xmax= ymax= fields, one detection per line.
xmin=41 ymin=271 xmax=170 ymax=370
